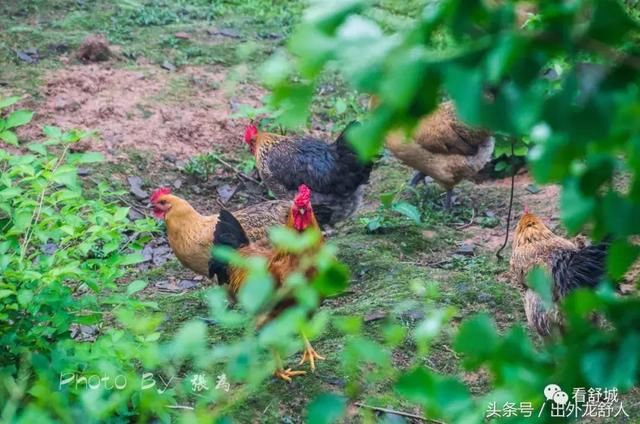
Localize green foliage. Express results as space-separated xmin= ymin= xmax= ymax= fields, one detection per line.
xmin=262 ymin=0 xmax=640 ymax=422
xmin=183 ymin=151 xmax=255 ymax=181
xmin=0 ymin=97 xmax=33 ymax=146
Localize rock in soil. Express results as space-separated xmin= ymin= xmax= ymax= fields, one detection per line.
xmin=364 ymin=310 xmax=387 ymax=323
xmin=76 ymin=34 xmax=112 ymax=62
xmin=128 ymin=176 xmax=149 ymax=200
xmin=70 ymin=324 xmax=99 ymax=342
xmin=77 ymin=167 xmax=91 ymax=176
xmin=128 ymin=208 xmax=145 ymax=221
xmin=161 ymin=61 xmax=176 ymax=72
xmin=15 ymin=48 xmax=39 ymax=63
xmin=455 ymin=242 xmax=475 ymax=256
xmin=178 ymin=279 xmax=199 ymax=290
xmin=216 ymin=184 xmax=237 ymax=204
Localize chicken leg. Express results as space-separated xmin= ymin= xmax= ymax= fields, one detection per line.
xmin=444 ymin=189 xmax=454 ymax=210
xmin=273 ymin=351 xmax=305 ymax=382
xmin=409 ymin=171 xmax=427 ymax=187
xmin=299 ymin=333 xmax=325 ymax=372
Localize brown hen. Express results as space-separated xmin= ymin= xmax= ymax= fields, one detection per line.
xmin=375 ymin=99 xmax=494 ymax=209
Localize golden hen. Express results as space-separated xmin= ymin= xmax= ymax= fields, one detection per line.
xmin=150 ymin=187 xmax=290 ymax=277
xmin=510 ymin=207 xmax=608 ymax=337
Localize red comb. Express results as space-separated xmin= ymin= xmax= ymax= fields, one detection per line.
xmin=524 ymin=204 xmax=529 ymax=214
xmin=151 ymin=187 xmax=171 ymax=203
xmin=294 ymin=184 xmax=311 ymax=207
xmin=244 ymin=124 xmax=258 ymax=143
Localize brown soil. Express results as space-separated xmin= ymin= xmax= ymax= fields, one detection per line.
xmin=464 ymin=173 xmax=563 ymax=252
xmin=20 ymin=63 xmax=264 ymax=162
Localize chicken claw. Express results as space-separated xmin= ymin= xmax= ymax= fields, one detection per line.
xmin=299 ymin=335 xmax=325 ymax=372
xmin=274 ymin=368 xmax=306 ymax=382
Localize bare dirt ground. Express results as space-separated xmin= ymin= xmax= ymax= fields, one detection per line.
xmin=19 ymin=63 xmax=264 ymax=161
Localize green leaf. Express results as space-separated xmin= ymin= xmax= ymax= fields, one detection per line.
xmin=237 ymin=274 xmax=274 ymax=314
xmin=269 ymin=226 xmax=321 ymax=253
xmin=454 ymin=314 xmax=498 ymax=367
xmin=582 ymin=334 xmax=640 ymax=390
xmin=395 ymin=367 xmax=432 ymax=404
xmin=27 ymin=143 xmax=47 ymax=155
xmin=334 ymin=98 xmax=347 ymax=115
xmin=260 ymin=50 xmax=292 ymax=87
xmin=333 ymin=315 xmax=362 ymax=334
xmin=119 ymin=253 xmax=145 ymax=266
xmin=0 ymin=96 xmax=20 ymax=109
xmin=607 ymin=239 xmax=640 ymax=280
xmin=0 ymin=130 xmax=18 ymax=146
xmin=587 ymin=0 xmax=636 ymax=44
xmin=303 ymin=0 xmax=364 ymax=33
xmin=0 ymin=289 xmax=14 ymax=299
xmin=527 ymin=266 xmax=553 ymax=310
xmin=169 ymin=321 xmax=208 ymax=358
xmin=5 ymin=110 xmax=33 ymax=129
xmin=306 ymin=393 xmax=346 ymax=424
xmin=392 ymin=201 xmax=421 ymax=224
xmin=52 ymin=165 xmax=79 ymax=188
xmin=560 ymin=179 xmax=595 ymax=234
xmin=396 ymin=368 xmax=473 ymax=419
xmin=43 ymin=126 xmax=63 ymax=139
xmin=70 ymin=152 xmax=105 ymax=164
xmin=312 ymin=262 xmax=349 ymax=296
xmin=127 ymin=280 xmax=148 ymax=295
xmin=379 ymin=192 xmax=395 ymax=208
xmin=17 ymin=289 xmax=33 ymax=306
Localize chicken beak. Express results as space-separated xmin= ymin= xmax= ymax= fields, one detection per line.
xmin=298 ymin=208 xmax=306 ymax=216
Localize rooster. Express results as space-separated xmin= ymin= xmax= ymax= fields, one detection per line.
xmin=209 ymin=185 xmax=325 ymax=381
xmin=243 ymin=122 xmax=373 ymax=226
xmin=510 ymin=207 xmax=608 ymax=337
xmin=373 ymin=99 xmax=494 ymax=209
xmin=150 ymin=187 xmax=290 ymax=277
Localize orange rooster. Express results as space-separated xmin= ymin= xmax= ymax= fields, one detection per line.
xmin=243 ymin=122 xmax=373 ymax=226
xmin=150 ymin=187 xmax=290 ymax=277
xmin=209 ymin=184 xmax=325 ymax=381
xmin=510 ymin=206 xmax=608 ymax=337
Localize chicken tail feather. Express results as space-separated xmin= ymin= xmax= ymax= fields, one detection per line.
xmin=209 ymin=209 xmax=250 ymax=282
xmin=551 ymin=242 xmax=609 ymax=299
xmin=333 ymin=120 xmax=374 ymax=184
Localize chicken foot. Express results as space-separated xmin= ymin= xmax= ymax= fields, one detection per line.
xmin=299 ymin=333 xmax=325 ymax=372
xmin=409 ymin=171 xmax=454 ymax=210
xmin=273 ymin=351 xmax=306 ymax=382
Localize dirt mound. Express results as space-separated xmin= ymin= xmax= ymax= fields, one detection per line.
xmin=23 ymin=64 xmax=264 ymax=161
xmin=76 ymin=35 xmax=112 ymax=62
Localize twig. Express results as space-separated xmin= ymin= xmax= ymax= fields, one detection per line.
xmin=354 ymin=402 xmax=444 ymax=423
xmin=212 ymin=155 xmax=263 ymax=186
xmin=20 ymin=145 xmax=70 ymax=261
xmin=496 ymin=140 xmax=516 ymax=260
xmin=262 ymin=400 xmax=274 ymax=415
xmin=455 ymin=207 xmax=476 ymax=230
xmin=166 ymin=404 xmax=194 ymax=410
xmin=581 ymin=37 xmax=640 ymax=71
xmin=441 ymin=344 xmax=460 ymax=359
